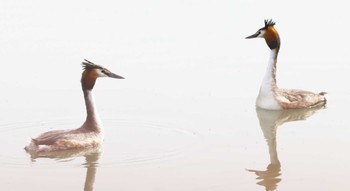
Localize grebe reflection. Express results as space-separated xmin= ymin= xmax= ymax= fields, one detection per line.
xmin=28 ymin=146 xmax=101 ymax=191
xmin=247 ymin=105 xmax=325 ymax=191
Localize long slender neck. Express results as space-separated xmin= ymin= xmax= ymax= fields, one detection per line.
xmin=260 ymin=48 xmax=279 ymax=94
xmin=82 ymin=88 xmax=103 ymax=132
xmin=80 ymin=70 xmax=103 ymax=132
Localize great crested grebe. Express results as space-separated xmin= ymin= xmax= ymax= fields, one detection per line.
xmin=25 ymin=59 xmax=124 ymax=153
xmin=246 ymin=19 xmax=327 ymax=110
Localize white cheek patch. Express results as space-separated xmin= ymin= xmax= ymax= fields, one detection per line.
xmin=95 ymin=69 xmax=108 ymax=77
xmin=258 ymin=30 xmax=265 ymax=38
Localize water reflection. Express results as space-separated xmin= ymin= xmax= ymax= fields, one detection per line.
xmin=248 ymin=106 xmax=325 ymax=191
xmin=27 ymin=146 xmax=101 ymax=191
xmin=83 ymin=151 xmax=100 ymax=191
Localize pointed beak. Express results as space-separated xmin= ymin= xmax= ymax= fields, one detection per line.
xmin=245 ymin=32 xmax=260 ymax=39
xmin=107 ymin=72 xmax=125 ymax=79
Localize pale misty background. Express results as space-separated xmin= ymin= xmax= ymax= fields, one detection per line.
xmin=1 ymin=0 xmax=350 ymax=191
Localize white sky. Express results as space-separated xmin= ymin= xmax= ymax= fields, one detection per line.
xmin=0 ymin=0 xmax=349 ymax=91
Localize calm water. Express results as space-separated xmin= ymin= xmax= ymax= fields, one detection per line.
xmin=1 ymin=1 xmax=350 ymax=190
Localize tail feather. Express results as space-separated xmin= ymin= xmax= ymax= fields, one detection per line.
xmin=31 ymin=138 xmax=38 ymax=144
xmin=319 ymin=92 xmax=328 ymax=103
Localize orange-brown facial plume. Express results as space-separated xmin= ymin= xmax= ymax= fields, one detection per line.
xmin=264 ymin=26 xmax=280 ymax=50
xmin=81 ymin=69 xmax=99 ymax=90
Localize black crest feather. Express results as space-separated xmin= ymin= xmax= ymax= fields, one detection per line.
xmin=264 ymin=19 xmax=276 ymax=28
xmin=82 ymin=59 xmax=103 ymax=70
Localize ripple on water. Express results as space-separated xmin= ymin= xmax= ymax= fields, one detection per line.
xmin=101 ymin=118 xmax=199 ymax=167
xmin=0 ymin=118 xmax=199 ymax=168
xmin=0 ymin=119 xmax=83 ymax=168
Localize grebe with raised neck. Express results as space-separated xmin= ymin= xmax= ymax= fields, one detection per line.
xmin=25 ymin=59 xmax=124 ymax=153
xmin=246 ymin=19 xmax=327 ymax=110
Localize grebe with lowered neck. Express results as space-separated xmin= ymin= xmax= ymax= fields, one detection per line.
xmin=246 ymin=19 xmax=327 ymax=110
xmin=25 ymin=59 xmax=124 ymax=153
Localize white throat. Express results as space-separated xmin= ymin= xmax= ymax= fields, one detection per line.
xmin=256 ymin=49 xmax=281 ymax=110
xmin=83 ymin=89 xmax=103 ymax=132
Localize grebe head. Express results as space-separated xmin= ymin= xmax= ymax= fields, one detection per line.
xmin=81 ymin=59 xmax=124 ymax=90
xmin=246 ymin=19 xmax=280 ymax=50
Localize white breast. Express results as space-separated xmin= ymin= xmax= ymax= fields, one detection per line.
xmin=256 ymin=92 xmax=282 ymax=110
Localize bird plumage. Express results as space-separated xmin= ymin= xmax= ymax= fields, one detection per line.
xmin=25 ymin=60 xmax=124 ymax=153
xmin=246 ymin=19 xmax=327 ymax=110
